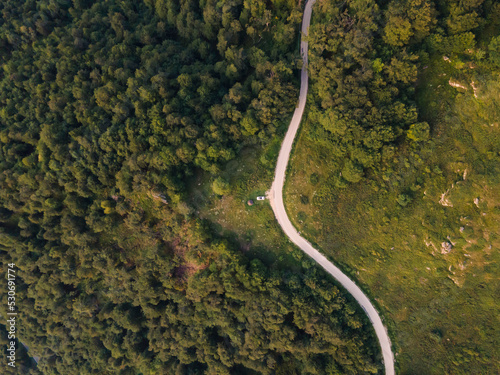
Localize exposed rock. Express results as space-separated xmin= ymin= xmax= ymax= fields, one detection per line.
xmin=457 ymin=260 xmax=468 ymax=271
xmin=439 ymin=187 xmax=453 ymax=207
xmin=448 ymin=274 xmax=464 ymax=287
xmin=474 ymin=197 xmax=479 ymax=207
xmin=448 ymin=79 xmax=468 ymax=91
xmin=151 ymin=191 xmax=168 ymax=204
xmin=425 ymin=239 xmax=438 ymax=255
xmin=447 ymin=236 xmax=456 ymax=246
xmin=470 ymin=81 xmax=479 ymax=98
xmin=441 ymin=241 xmax=452 ymax=254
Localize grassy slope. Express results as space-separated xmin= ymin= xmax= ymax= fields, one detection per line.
xmin=285 ymin=54 xmax=500 ymax=374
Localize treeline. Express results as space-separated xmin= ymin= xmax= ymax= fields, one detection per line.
xmin=307 ymin=0 xmax=500 ymax=185
xmin=0 ymin=0 xmax=381 ymax=374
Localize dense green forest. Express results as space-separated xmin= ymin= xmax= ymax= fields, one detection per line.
xmin=285 ymin=0 xmax=500 ymax=373
xmin=0 ymin=0 xmax=382 ymax=374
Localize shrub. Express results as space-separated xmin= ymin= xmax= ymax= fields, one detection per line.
xmin=212 ymin=177 xmax=230 ymax=196
xmin=342 ymin=160 xmax=364 ymax=183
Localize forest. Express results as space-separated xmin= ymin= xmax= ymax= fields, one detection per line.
xmin=0 ymin=0 xmax=381 ymax=374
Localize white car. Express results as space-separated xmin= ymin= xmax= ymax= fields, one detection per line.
xmin=256 ymin=196 xmax=265 ymax=201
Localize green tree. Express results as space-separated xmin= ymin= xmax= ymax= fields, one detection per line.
xmin=342 ymin=160 xmax=364 ymax=183
xmin=397 ymin=193 xmax=412 ymax=206
xmin=488 ymin=36 xmax=500 ymax=67
xmin=407 ymin=122 xmax=430 ymax=142
xmin=212 ymin=177 xmax=230 ymax=196
xmin=384 ymin=16 xmax=413 ymax=47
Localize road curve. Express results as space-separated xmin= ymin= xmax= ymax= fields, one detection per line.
xmin=267 ymin=1 xmax=396 ymax=374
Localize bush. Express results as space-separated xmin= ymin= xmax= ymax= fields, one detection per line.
xmin=407 ymin=122 xmax=430 ymax=142
xmin=310 ymin=173 xmax=320 ymax=185
xmin=212 ymin=177 xmax=230 ymax=196
xmin=488 ymin=36 xmax=500 ymax=67
xmin=342 ymin=160 xmax=364 ymax=183
xmin=397 ymin=193 xmax=412 ymax=207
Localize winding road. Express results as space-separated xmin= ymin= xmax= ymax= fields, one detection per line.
xmin=267 ymin=1 xmax=396 ymax=374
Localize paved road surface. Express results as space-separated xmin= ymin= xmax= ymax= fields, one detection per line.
xmin=20 ymin=341 xmax=40 ymax=364
xmin=267 ymin=1 xmax=396 ymax=373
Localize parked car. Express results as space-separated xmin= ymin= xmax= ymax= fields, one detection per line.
xmin=257 ymin=196 xmax=265 ymax=201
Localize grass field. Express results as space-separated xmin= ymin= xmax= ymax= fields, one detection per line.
xmin=284 ymin=55 xmax=500 ymax=374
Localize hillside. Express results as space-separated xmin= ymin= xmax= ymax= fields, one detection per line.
xmin=285 ymin=0 xmax=500 ymax=373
